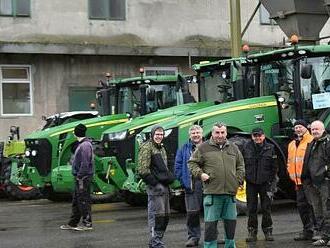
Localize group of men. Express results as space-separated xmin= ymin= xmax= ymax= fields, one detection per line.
xmin=59 ymin=119 xmax=330 ymax=248
xmin=137 ymin=119 xmax=330 ymax=248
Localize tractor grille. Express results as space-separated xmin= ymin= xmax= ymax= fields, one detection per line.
xmin=25 ymin=138 xmax=52 ymax=176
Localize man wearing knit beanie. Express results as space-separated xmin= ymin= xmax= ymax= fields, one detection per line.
xmin=294 ymin=120 xmax=309 ymax=129
xmin=60 ymin=123 xmax=94 ymax=231
xmin=288 ymin=120 xmax=315 ymax=241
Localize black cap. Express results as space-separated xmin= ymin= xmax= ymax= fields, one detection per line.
xmin=251 ymin=127 xmax=264 ymax=135
xmin=74 ymin=123 xmax=87 ymax=138
xmin=293 ymin=119 xmax=308 ymax=129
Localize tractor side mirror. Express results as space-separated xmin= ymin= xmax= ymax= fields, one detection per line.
xmin=301 ymin=64 xmax=312 ymax=79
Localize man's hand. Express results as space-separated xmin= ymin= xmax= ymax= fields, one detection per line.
xmin=201 ymin=173 xmax=210 ymax=182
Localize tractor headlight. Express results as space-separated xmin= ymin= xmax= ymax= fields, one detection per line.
xmin=136 ymin=133 xmax=147 ymax=146
xmin=164 ymin=129 xmax=173 ymax=138
xmin=25 ymin=150 xmax=31 ymax=157
xmin=31 ymin=150 xmax=37 ymax=156
xmin=108 ymin=130 xmax=128 ymax=141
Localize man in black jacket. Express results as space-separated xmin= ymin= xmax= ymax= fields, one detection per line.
xmin=301 ymin=120 xmax=330 ymax=246
xmin=242 ymin=127 xmax=277 ymax=242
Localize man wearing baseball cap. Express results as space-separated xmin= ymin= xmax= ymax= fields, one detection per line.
xmin=242 ymin=127 xmax=277 ymax=242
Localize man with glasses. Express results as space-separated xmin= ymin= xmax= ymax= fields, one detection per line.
xmin=137 ymin=125 xmax=175 ymax=248
xmin=189 ymin=123 xmax=245 ymax=248
xmin=242 ymin=127 xmax=277 ymax=242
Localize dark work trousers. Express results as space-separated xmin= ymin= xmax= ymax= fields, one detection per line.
xmin=185 ymin=179 xmax=203 ymax=242
xmin=296 ymin=185 xmax=315 ymax=234
xmin=147 ymin=183 xmax=170 ymax=248
xmin=246 ymin=182 xmax=272 ymax=232
xmin=68 ymin=177 xmax=92 ymax=227
xmin=305 ymin=181 xmax=330 ymax=239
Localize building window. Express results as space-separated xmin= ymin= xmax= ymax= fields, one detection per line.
xmin=0 ymin=65 xmax=33 ymax=116
xmin=259 ymin=5 xmax=276 ymax=25
xmin=143 ymin=67 xmax=178 ymax=76
xmin=0 ymin=0 xmax=30 ymax=17
xmin=89 ymin=0 xmax=126 ymax=20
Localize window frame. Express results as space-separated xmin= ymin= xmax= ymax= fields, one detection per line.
xmin=143 ymin=66 xmax=179 ymax=76
xmin=88 ymin=0 xmax=126 ymax=21
xmin=0 ymin=0 xmax=31 ymax=17
xmin=0 ymin=65 xmax=33 ymax=117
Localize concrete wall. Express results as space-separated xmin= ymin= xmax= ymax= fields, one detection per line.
xmin=0 ymin=0 xmax=290 ymax=52
xmin=0 ymin=54 xmax=207 ymax=140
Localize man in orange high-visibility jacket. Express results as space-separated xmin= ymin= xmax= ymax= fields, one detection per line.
xmin=287 ymin=120 xmax=314 ymax=241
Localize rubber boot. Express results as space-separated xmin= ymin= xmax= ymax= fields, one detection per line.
xmin=246 ymin=228 xmax=257 ymax=242
xmin=264 ymin=228 xmax=274 ymax=241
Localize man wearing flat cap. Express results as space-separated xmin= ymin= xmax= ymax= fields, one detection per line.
xmin=287 ymin=120 xmax=315 ymax=241
xmin=60 ymin=123 xmax=94 ymax=231
xmin=242 ymin=127 xmax=277 ymax=242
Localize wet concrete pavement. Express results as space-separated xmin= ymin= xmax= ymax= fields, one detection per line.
xmin=0 ymin=199 xmax=315 ymax=248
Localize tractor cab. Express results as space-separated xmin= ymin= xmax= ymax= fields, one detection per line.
xmin=96 ymin=74 xmax=196 ymax=118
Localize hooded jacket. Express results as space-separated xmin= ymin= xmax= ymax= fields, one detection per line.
xmin=72 ymin=138 xmax=94 ymax=178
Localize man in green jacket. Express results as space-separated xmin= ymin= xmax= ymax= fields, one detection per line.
xmin=189 ymin=122 xmax=245 ymax=248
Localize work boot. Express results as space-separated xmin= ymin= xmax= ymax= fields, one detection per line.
xmin=264 ymin=228 xmax=274 ymax=241
xmin=313 ymin=230 xmax=323 ymax=241
xmin=313 ymin=239 xmax=328 ymax=246
xmin=185 ymin=238 xmax=199 ymax=247
xmin=294 ymin=231 xmax=313 ymax=241
xmin=246 ymin=228 xmax=257 ymax=242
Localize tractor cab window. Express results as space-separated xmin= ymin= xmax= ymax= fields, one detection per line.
xmin=117 ymin=84 xmax=178 ymax=117
xmin=260 ymin=61 xmax=293 ymax=96
xmin=260 ymin=60 xmax=295 ymax=123
xmin=300 ymin=56 xmax=330 ymax=121
xmin=199 ymin=68 xmax=235 ymax=103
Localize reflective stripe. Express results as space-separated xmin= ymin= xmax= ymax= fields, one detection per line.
xmin=287 ymin=132 xmax=314 ymax=186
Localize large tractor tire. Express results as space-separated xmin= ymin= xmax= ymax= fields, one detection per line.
xmin=170 ymin=194 xmax=186 ymax=213
xmin=124 ymin=191 xmax=147 ymax=207
xmin=2 ymin=159 xmax=41 ymax=200
xmin=91 ymin=192 xmax=122 ymax=204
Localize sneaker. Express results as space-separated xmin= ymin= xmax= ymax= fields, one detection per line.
xmin=185 ymin=238 xmax=198 ymax=247
xmin=60 ymin=224 xmax=76 ymax=230
xmin=294 ymin=231 xmax=313 ymax=241
xmin=74 ymin=225 xmax=93 ymax=231
xmin=313 ymin=239 xmax=328 ymax=246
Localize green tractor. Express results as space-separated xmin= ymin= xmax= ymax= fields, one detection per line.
xmin=15 ymin=74 xmax=201 ymax=201
xmin=96 ymin=61 xmax=252 ymax=206
xmin=123 ymin=42 xmax=330 ymax=214
xmin=0 ymin=111 xmax=98 ymax=200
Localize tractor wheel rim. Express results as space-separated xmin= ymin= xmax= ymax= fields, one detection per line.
xmin=17 ymin=185 xmax=34 ymax=191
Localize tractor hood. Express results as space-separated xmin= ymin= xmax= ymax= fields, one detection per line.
xmin=25 ymin=113 xmax=129 ymax=140
xmin=141 ymin=95 xmax=278 ymax=133
xmin=102 ymin=101 xmax=214 ymax=136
